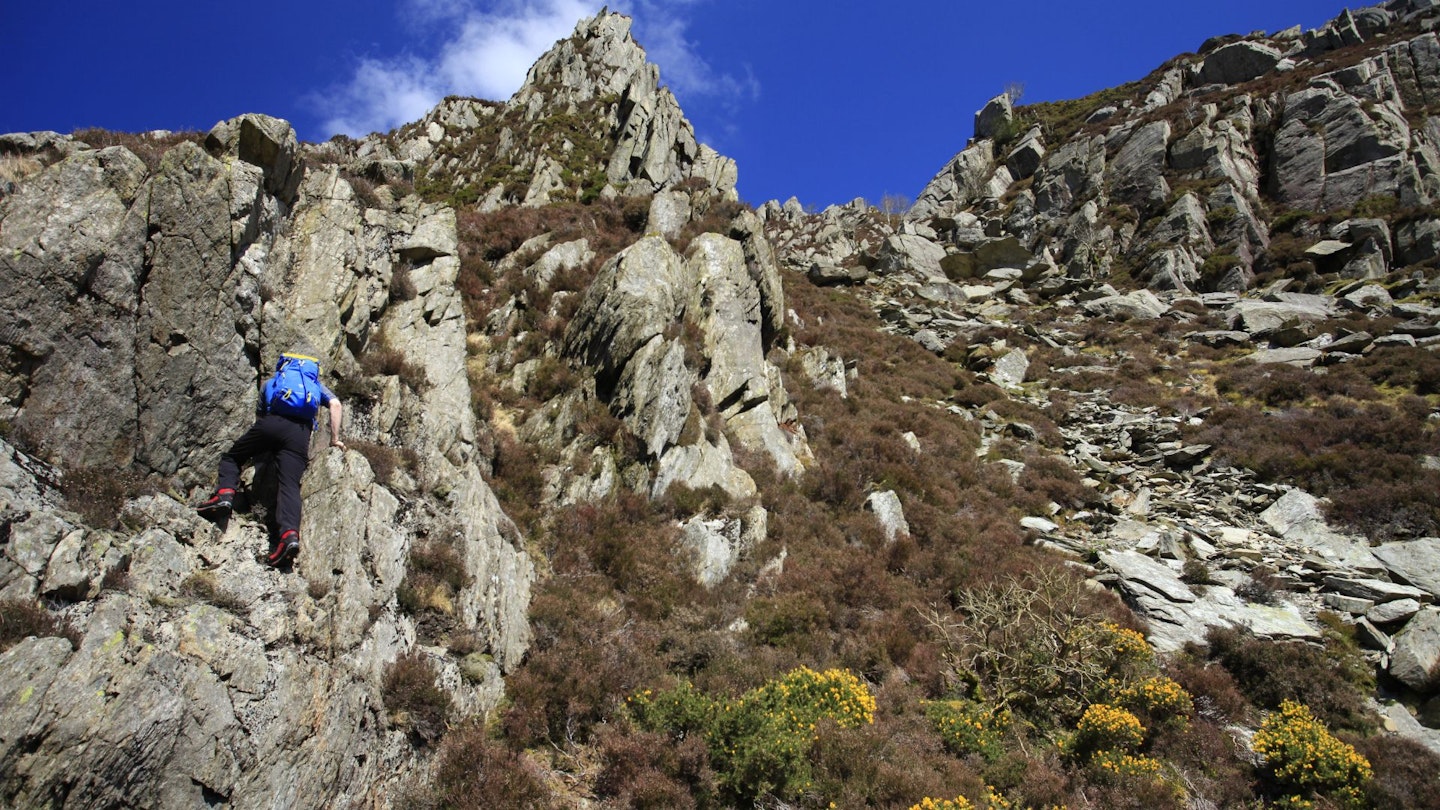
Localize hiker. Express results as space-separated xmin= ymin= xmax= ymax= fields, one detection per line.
xmin=198 ymin=351 xmax=345 ymax=566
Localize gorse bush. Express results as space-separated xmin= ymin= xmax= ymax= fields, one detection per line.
xmin=1071 ymin=703 xmax=1146 ymax=757
xmin=1112 ymin=675 xmax=1194 ymax=730
xmin=925 ymin=699 xmax=1011 ymax=761
xmin=630 ymin=666 xmax=876 ymax=804
xmin=909 ymin=798 xmax=974 ymax=810
xmin=907 ymin=785 xmax=1018 ymax=810
xmin=1253 ymin=700 xmax=1372 ymax=807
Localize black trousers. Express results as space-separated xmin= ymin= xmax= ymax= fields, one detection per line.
xmin=217 ymin=413 xmax=311 ymax=538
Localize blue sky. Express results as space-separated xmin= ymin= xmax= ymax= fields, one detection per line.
xmin=5 ymin=1 xmax=1349 ymax=209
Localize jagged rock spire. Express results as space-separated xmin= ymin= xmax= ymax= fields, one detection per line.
xmin=389 ymin=10 xmax=736 ymax=208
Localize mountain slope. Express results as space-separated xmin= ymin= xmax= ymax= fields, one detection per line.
xmin=1 ymin=5 xmax=1439 ymax=809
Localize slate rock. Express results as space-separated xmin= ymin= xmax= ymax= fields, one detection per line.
xmin=1390 ymin=608 xmax=1440 ymax=693
xmin=1374 ymin=537 xmax=1440 ymax=598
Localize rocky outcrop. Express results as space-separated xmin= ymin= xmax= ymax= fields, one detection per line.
xmin=0 ymin=109 xmax=534 ymax=806
xmin=896 ymin=9 xmax=1440 ymax=305
xmin=359 ymin=12 xmax=737 ymax=210
xmin=565 ymin=217 xmax=806 ymax=484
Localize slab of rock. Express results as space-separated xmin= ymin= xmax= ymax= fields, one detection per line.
xmin=1101 ymin=550 xmax=1197 ymax=603
xmin=1199 ymin=41 xmax=1285 ymax=84
xmin=1081 ymin=289 xmax=1170 ymax=320
xmin=1324 ymin=576 xmax=1433 ymax=604
xmin=1247 ymin=347 xmax=1321 ymax=366
xmin=1390 ymin=608 xmax=1440 ymax=693
xmin=1373 ymin=537 xmax=1440 ymax=598
xmin=1369 ymin=598 xmax=1423 ymax=625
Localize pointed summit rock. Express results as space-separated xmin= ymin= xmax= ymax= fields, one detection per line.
xmin=391 ymin=10 xmax=736 ymax=209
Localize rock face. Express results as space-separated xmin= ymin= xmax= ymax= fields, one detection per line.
xmin=9 ymin=2 xmax=1440 ymax=803
xmin=898 ymin=15 xmax=1440 ymax=298
xmin=0 ymin=93 xmax=544 ymax=810
xmin=565 ymin=216 xmax=806 ymax=486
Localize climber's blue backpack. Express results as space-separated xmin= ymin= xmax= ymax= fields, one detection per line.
xmin=263 ymin=353 xmax=322 ymax=424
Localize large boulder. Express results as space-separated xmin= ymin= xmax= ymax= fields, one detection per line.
xmin=1199 ymin=41 xmax=1284 ymax=85
xmin=1391 ymin=608 xmax=1440 ymax=693
xmin=1374 ymin=538 xmax=1440 ymax=599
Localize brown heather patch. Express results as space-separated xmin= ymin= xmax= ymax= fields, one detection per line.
xmin=382 ymin=652 xmax=452 ymax=745
xmin=1204 ymin=625 xmax=1375 ymax=735
xmin=70 ymin=128 xmax=206 ymax=172
xmin=594 ymin=724 xmax=715 ymax=808
xmin=1348 ymin=734 xmax=1440 ymax=810
xmin=1191 ymin=394 xmax=1440 ymax=539
xmin=61 ymin=463 xmax=153 ymax=530
xmin=0 ymin=598 xmax=80 ymax=652
xmin=415 ymin=719 xmax=557 ymax=810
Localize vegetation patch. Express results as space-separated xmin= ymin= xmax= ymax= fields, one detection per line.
xmin=0 ymin=598 xmax=80 ymax=652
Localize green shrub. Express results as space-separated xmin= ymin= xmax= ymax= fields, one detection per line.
xmin=631 ymin=666 xmax=876 ymax=804
xmin=925 ymin=699 xmax=1011 ymax=760
xmin=1352 ymin=194 xmax=1399 ymax=219
xmin=1254 ymin=700 xmax=1371 ymax=806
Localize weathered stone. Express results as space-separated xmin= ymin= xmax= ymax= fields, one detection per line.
xmin=865 ymin=490 xmax=910 ymax=544
xmin=1199 ymin=41 xmax=1285 ymax=84
xmin=877 ymin=233 xmax=947 ymax=279
xmin=974 ymin=93 xmax=1014 ymax=140
xmin=1374 ymin=538 xmax=1440 ymax=598
xmin=1390 ymin=608 xmax=1440 ymax=692
xmin=1081 ymin=290 xmax=1170 ymax=320
xmin=991 ymin=349 xmax=1030 ymax=388
xmin=1369 ymin=598 xmax=1424 ymax=624
xmin=652 ymin=435 xmax=757 ymax=502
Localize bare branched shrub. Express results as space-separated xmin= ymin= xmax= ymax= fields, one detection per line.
xmin=924 ymin=567 xmax=1145 ymax=726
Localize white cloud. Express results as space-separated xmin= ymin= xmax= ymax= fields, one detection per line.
xmin=315 ymin=0 xmax=757 ymax=139
xmin=625 ymin=4 xmax=759 ymax=106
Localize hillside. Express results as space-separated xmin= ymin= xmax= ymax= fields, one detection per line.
xmin=2 ymin=4 xmax=1440 ymax=809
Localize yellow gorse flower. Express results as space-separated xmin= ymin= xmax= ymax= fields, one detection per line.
xmin=1253 ymin=700 xmax=1371 ymax=802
